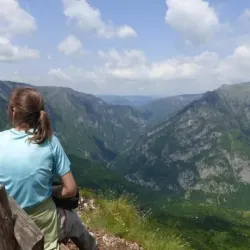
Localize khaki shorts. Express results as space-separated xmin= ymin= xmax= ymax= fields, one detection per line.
xmin=27 ymin=198 xmax=97 ymax=250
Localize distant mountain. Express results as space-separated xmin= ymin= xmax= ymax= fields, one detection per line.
xmin=98 ymin=95 xmax=158 ymax=107
xmin=99 ymin=94 xmax=202 ymax=126
xmin=140 ymin=94 xmax=202 ymax=125
xmin=0 ymin=81 xmax=27 ymax=130
xmin=0 ymin=81 xmax=147 ymax=162
xmin=110 ymin=83 xmax=250 ymax=208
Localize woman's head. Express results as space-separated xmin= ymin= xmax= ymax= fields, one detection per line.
xmin=8 ymin=87 xmax=52 ymax=144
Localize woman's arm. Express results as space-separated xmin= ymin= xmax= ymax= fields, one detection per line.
xmin=52 ymin=171 xmax=77 ymax=198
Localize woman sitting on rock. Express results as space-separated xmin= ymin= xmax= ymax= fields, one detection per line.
xmin=0 ymin=87 xmax=98 ymax=250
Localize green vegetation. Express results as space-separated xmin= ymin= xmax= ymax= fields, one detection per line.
xmin=153 ymin=201 xmax=250 ymax=250
xmin=80 ymin=189 xmax=191 ymax=250
xmin=40 ymin=86 xmax=147 ymax=162
xmin=73 ymin=154 xmax=250 ymax=250
xmin=219 ymin=130 xmax=250 ymax=156
xmin=80 ymin=187 xmax=250 ymax=250
xmin=70 ymin=155 xmax=250 ymax=249
xmin=69 ymin=154 xmax=169 ymax=209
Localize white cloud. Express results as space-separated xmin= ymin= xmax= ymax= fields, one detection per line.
xmin=62 ymin=0 xmax=137 ymax=39
xmin=0 ymin=0 xmax=36 ymax=37
xmin=46 ymin=44 xmax=250 ymax=95
xmin=48 ymin=68 xmax=73 ymax=81
xmin=117 ymin=25 xmax=137 ymax=38
xmin=165 ymin=0 xmax=221 ymax=44
xmin=58 ymin=35 xmax=82 ymax=55
xmin=0 ymin=1 xmax=38 ymax=62
xmin=0 ymin=36 xmax=39 ymax=61
xmin=99 ymin=49 xmax=147 ymax=68
xmin=216 ymin=45 xmax=250 ymax=83
xmin=98 ymin=49 xmax=217 ymax=82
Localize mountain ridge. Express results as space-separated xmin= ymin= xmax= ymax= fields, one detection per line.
xmin=98 ymin=95 xmax=158 ymax=107
xmin=111 ymin=82 xmax=250 ymax=208
xmin=140 ymin=93 xmax=203 ymax=125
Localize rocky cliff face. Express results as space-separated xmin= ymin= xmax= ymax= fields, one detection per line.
xmin=0 ymin=81 xmax=147 ymax=162
xmin=111 ymin=83 xmax=250 ymax=207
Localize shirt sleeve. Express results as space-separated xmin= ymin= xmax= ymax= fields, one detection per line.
xmin=51 ymin=136 xmax=71 ymax=177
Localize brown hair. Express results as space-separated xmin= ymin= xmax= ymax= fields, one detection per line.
xmin=8 ymin=87 xmax=52 ymax=144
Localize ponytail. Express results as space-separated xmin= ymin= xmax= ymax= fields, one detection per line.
xmin=29 ymin=110 xmax=52 ymax=144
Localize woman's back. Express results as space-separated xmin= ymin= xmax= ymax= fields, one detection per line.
xmin=0 ymin=129 xmax=70 ymax=210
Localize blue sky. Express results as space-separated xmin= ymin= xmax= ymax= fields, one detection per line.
xmin=1 ymin=0 xmax=250 ymax=96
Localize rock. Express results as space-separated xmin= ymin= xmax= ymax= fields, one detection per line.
xmin=66 ymin=230 xmax=143 ymax=250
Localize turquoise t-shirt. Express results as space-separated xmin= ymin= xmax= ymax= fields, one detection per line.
xmin=0 ymin=129 xmax=71 ymax=209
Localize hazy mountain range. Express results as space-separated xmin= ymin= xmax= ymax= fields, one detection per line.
xmin=111 ymin=83 xmax=250 ymax=208
xmin=140 ymin=94 xmax=202 ymax=125
xmin=98 ymin=95 xmax=158 ymax=107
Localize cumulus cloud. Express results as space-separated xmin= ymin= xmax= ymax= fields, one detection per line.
xmin=0 ymin=36 xmax=39 ymax=61
xmin=0 ymin=0 xmax=36 ymax=37
xmin=58 ymin=35 xmax=82 ymax=55
xmin=117 ymin=25 xmax=137 ymax=38
xmin=216 ymin=45 xmax=250 ymax=83
xmin=165 ymin=0 xmax=221 ymax=44
xmin=98 ymin=49 xmax=218 ymax=82
xmin=0 ymin=1 xmax=38 ymax=62
xmin=62 ymin=0 xmax=137 ymax=39
xmin=48 ymin=68 xmax=73 ymax=81
xmin=46 ymin=44 xmax=250 ymax=95
xmin=99 ymin=49 xmax=147 ymax=68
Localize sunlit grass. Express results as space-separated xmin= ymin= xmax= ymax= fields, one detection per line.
xmin=80 ymin=189 xmax=191 ymax=250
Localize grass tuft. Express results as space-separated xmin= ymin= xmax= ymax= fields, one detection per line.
xmin=81 ymin=190 xmax=191 ymax=250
